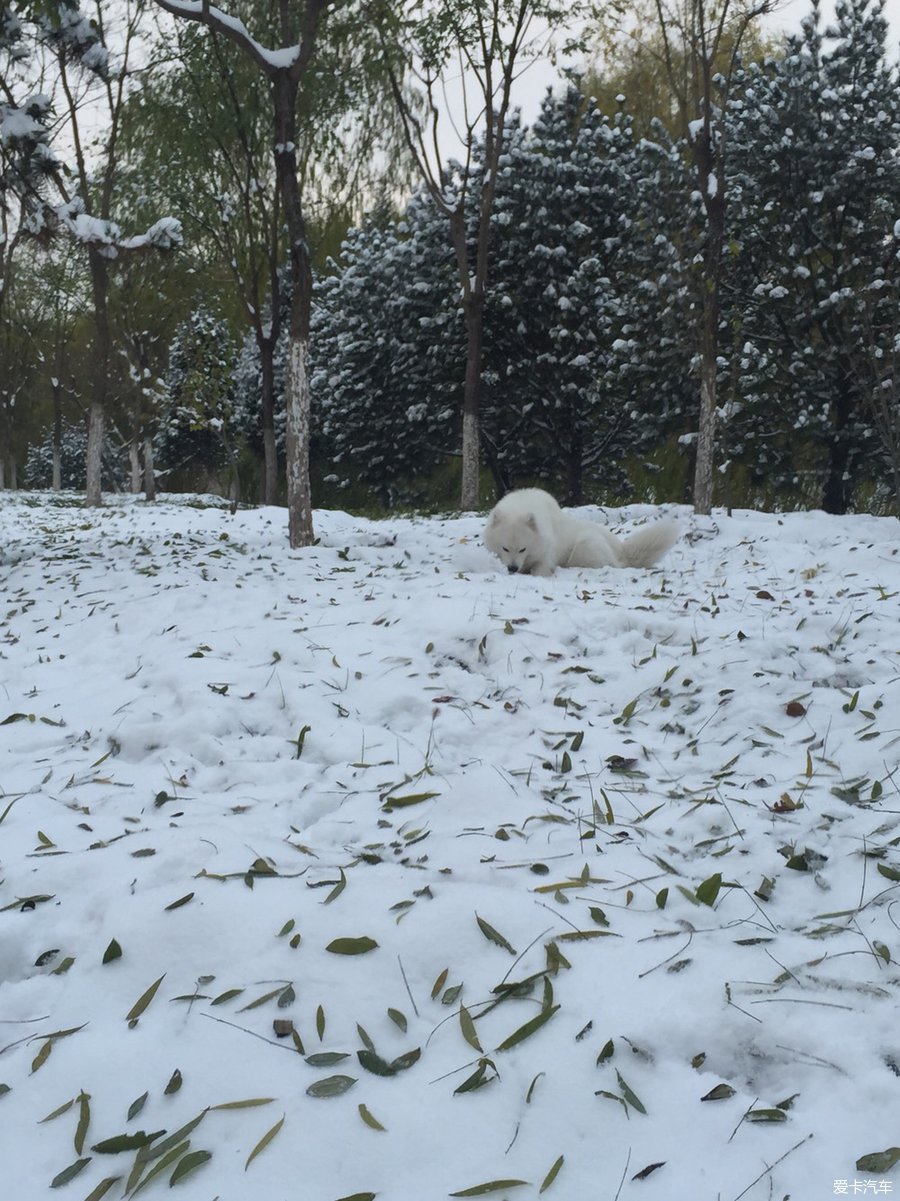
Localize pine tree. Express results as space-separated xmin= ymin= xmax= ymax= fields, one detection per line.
xmin=311 ymin=198 xmax=461 ymax=505
xmin=155 ymin=307 xmax=241 ymax=501
xmin=727 ymin=0 xmax=900 ymax=511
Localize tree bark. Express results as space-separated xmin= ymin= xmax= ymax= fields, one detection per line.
xmin=152 ymin=0 xmax=325 ymax=545
xmin=822 ymin=370 xmax=853 ymax=514
xmin=460 ymin=297 xmax=484 ymax=510
xmin=273 ymin=71 xmax=315 ymax=547
xmin=86 ymin=400 xmax=105 ymax=504
xmin=260 ymin=336 xmax=278 ymax=505
xmin=694 ymin=344 xmax=717 ymax=514
xmin=143 ymin=437 xmax=156 ymax=500
xmin=52 ymin=382 xmax=63 ymax=490
xmin=129 ymin=440 xmax=141 ymax=492
xmin=85 ymin=248 xmax=111 ymax=507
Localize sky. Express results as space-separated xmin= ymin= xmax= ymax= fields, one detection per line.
xmin=505 ymin=0 xmax=900 ymax=129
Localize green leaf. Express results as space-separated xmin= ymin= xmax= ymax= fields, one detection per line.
xmin=324 ymin=869 xmax=347 ymax=904
xmin=102 ymin=940 xmax=122 ymax=964
xmin=695 ymin=873 xmax=722 ymax=907
xmin=475 ymin=914 xmax=516 ymax=955
xmin=129 ymin=1143 xmax=190 ymax=1196
xmin=74 ymin=1090 xmax=91 ymax=1155
xmin=596 ymin=1039 xmax=614 ymax=1066
xmin=31 ymin=1040 xmax=52 ymax=1073
xmin=326 ymin=937 xmax=378 ymax=955
xmin=295 ymin=724 xmax=311 ymax=758
xmin=210 ymin=988 xmax=244 ymax=1006
xmin=382 ymin=791 xmax=439 ymax=811
xmin=877 ymin=863 xmax=900 ymax=883
xmin=306 ymin=1075 xmax=357 ymax=1098
xmin=616 ymin=1071 xmax=647 ymax=1114
xmin=357 ymin=1050 xmax=396 ymax=1077
xmin=305 ymin=1053 xmax=349 ymax=1068
xmin=701 ymin=1083 xmax=736 ymax=1102
xmin=92 ymin=1131 xmax=163 ymax=1154
xmin=164 ymin=1070 xmax=182 ymax=1095
xmin=539 ymin=1155 xmax=564 ymax=1194
xmin=745 ymin=1108 xmax=787 ymax=1123
xmin=164 ymin=893 xmax=194 ymax=911
xmin=125 ymin=975 xmax=165 ymax=1023
xmin=50 ymin=1158 xmax=91 ymax=1188
xmin=496 ymin=1005 xmax=560 ymax=1052
xmin=209 ymin=1098 xmax=275 ymax=1110
xmin=459 ymin=1004 xmax=482 ymax=1053
xmin=387 ymin=1008 xmax=407 ymax=1033
xmin=239 ymin=986 xmax=284 ymax=1011
xmin=40 ymin=1098 xmax=74 ymax=1123
xmin=389 ymin=1048 xmax=420 ymax=1072
xmin=358 ymin=1104 xmax=386 ymax=1132
xmin=127 ymin=1092 xmax=148 ymax=1121
xmin=856 ymin=1148 xmax=900 ymax=1173
xmin=134 ymin=1111 xmax=207 ymax=1166
xmin=169 ymin=1149 xmax=212 ymax=1186
xmin=81 ymin=1178 xmax=121 ymax=1201
xmin=245 ymin=1114 xmax=285 ymax=1170
xmin=450 ymin=1180 xmax=529 ymax=1196
xmin=454 ymin=1060 xmax=496 ymax=1094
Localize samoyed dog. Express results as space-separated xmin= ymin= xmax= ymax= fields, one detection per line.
xmin=484 ymin=488 xmax=678 ymax=576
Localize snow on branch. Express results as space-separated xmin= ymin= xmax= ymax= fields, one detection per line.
xmin=55 ymin=197 xmax=182 ymax=257
xmin=152 ymin=0 xmax=302 ymax=74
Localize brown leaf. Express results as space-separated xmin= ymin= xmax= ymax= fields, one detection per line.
xmin=785 ymin=701 xmax=806 ymax=717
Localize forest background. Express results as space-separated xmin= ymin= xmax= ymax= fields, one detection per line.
xmin=4 ymin=0 xmax=900 ymax=528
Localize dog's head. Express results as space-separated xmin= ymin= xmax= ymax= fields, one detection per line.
xmin=485 ymin=510 xmax=540 ymax=574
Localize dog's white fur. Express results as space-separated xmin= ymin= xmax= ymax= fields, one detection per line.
xmin=484 ymin=488 xmax=678 ymax=576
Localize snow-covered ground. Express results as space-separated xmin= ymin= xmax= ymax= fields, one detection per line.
xmin=1 ymin=490 xmax=899 ymax=1201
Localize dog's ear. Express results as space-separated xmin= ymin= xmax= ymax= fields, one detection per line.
xmin=526 ymin=514 xmax=538 ymax=530
xmin=487 ymin=510 xmax=498 ymax=526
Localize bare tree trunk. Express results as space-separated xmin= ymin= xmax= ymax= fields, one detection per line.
xmin=822 ymin=369 xmax=853 ymax=514
xmin=260 ymin=338 xmax=278 ymax=505
xmin=694 ymin=346 xmax=717 ymax=514
xmin=142 ymin=437 xmax=156 ymax=500
xmin=129 ymin=439 xmax=141 ymax=492
xmin=52 ymin=382 xmax=63 ymax=490
xmin=460 ymin=298 xmax=484 ymax=510
xmin=691 ymin=173 xmax=725 ymax=516
xmin=152 ymin=0 xmax=325 ymax=546
xmin=86 ymin=401 xmax=104 ymax=504
xmin=85 ymin=250 xmax=111 ymax=507
xmin=274 ymin=73 xmax=314 ymax=548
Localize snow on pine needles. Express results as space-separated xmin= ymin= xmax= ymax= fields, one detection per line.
xmin=1 ymin=491 xmax=900 ymax=1200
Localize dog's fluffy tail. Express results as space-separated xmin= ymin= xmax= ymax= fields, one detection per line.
xmin=618 ymin=520 xmax=680 ymax=568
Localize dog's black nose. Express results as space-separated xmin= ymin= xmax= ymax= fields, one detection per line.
xmin=507 ymin=565 xmax=518 ymax=574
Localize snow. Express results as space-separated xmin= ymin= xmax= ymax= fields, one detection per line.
xmin=1 ymin=492 xmax=900 ymax=1199
xmin=155 ymin=1 xmax=299 ymax=70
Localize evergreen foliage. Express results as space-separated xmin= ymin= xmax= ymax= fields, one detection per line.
xmin=155 ymin=306 xmax=241 ymax=492
xmin=24 ymin=424 xmax=124 ymax=490
xmin=726 ymin=0 xmax=900 ymax=510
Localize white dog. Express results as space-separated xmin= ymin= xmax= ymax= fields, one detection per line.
xmin=484 ymin=488 xmax=678 ymax=576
